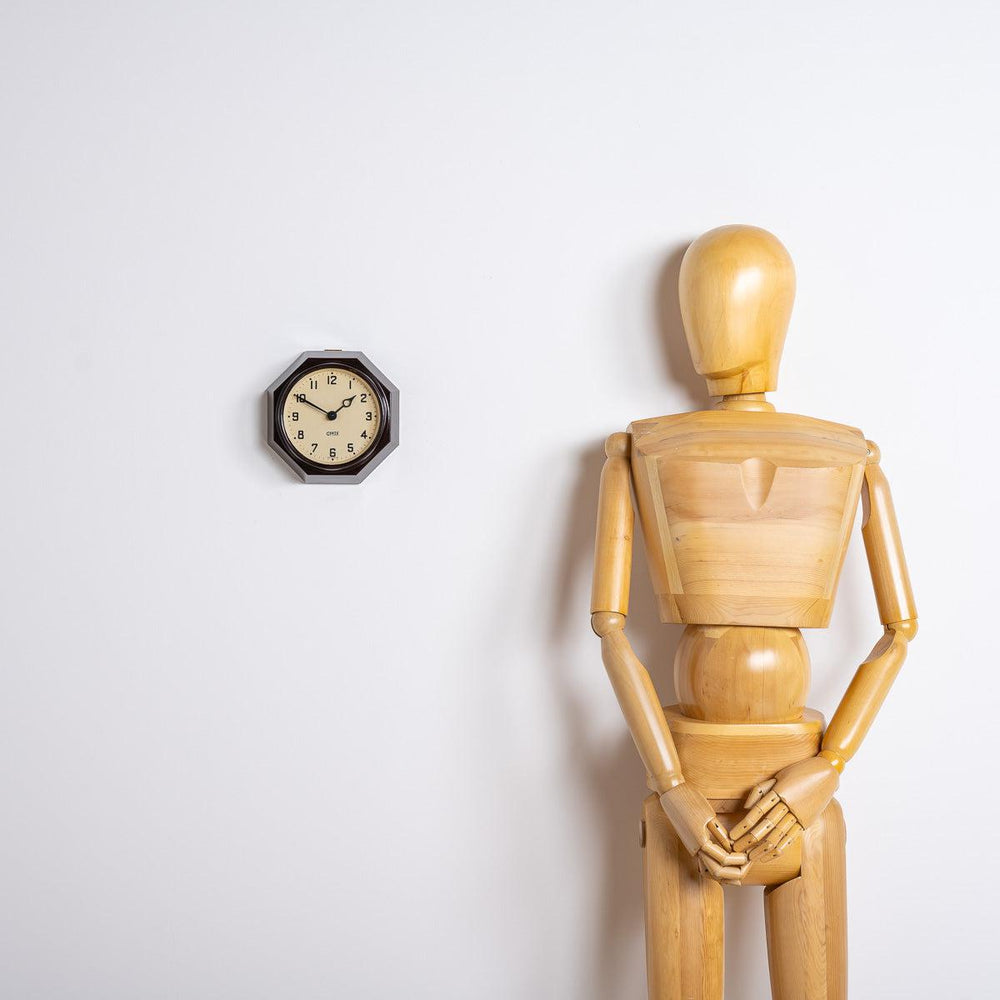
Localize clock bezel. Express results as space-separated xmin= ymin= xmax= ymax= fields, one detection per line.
xmin=266 ymin=351 xmax=399 ymax=484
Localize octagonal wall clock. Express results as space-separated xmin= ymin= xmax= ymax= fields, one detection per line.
xmin=266 ymin=351 xmax=399 ymax=483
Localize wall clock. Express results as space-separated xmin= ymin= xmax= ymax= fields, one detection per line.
xmin=266 ymin=350 xmax=399 ymax=483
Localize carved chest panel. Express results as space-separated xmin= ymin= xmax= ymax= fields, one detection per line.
xmin=628 ymin=410 xmax=869 ymax=628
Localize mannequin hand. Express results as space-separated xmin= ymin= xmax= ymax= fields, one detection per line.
xmin=730 ymin=756 xmax=839 ymax=861
xmin=696 ymin=842 xmax=751 ymax=885
xmin=659 ymin=782 xmax=749 ymax=885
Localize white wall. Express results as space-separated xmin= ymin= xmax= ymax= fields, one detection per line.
xmin=2 ymin=3 xmax=998 ymax=997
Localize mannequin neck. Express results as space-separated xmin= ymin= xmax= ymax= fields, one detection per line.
xmin=713 ymin=393 xmax=775 ymax=412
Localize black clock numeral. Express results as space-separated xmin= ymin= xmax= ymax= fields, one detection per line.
xmin=348 ymin=378 xmax=354 ymax=388
xmin=291 ymin=411 xmax=299 ymax=421
xmin=360 ymin=393 xmax=368 ymax=402
xmin=296 ymin=430 xmax=305 ymax=439
xmin=329 ymin=447 xmax=337 ymax=459
xmin=365 ymin=411 xmax=373 ymax=421
xmin=294 ymin=393 xmax=306 ymax=403
xmin=327 ymin=374 xmax=338 ymax=385
xmin=361 ymin=430 xmax=368 ymax=439
xmin=347 ymin=443 xmax=355 ymax=454
xmin=310 ymin=443 xmax=318 ymax=454
xmin=309 ymin=378 xmax=318 ymax=389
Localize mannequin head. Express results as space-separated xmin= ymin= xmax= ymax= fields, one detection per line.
xmin=679 ymin=225 xmax=796 ymax=397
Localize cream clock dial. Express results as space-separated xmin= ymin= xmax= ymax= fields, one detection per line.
xmin=281 ymin=367 xmax=382 ymax=467
xmin=266 ymin=351 xmax=399 ymax=484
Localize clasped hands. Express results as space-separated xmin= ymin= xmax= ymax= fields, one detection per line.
xmin=659 ymin=756 xmax=840 ymax=885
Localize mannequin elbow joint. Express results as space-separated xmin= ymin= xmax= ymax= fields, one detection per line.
xmin=889 ymin=618 xmax=918 ymax=641
xmin=591 ymin=611 xmax=626 ymax=636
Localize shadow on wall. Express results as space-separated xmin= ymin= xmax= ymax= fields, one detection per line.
xmin=653 ymin=242 xmax=707 ymax=406
xmin=548 ymin=242 xmax=708 ymax=999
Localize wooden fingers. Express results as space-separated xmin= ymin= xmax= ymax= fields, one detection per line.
xmin=708 ymin=818 xmax=733 ymax=851
xmin=749 ymin=821 xmax=803 ymax=863
xmin=743 ymin=778 xmax=777 ymax=809
xmin=701 ymin=842 xmax=748 ymax=868
xmin=730 ymin=790 xmax=782 ymax=842
xmin=748 ymin=813 xmax=797 ymax=862
xmin=733 ymin=802 xmax=789 ymax=853
xmin=698 ymin=850 xmax=750 ymax=885
xmin=770 ymin=822 xmax=803 ymax=858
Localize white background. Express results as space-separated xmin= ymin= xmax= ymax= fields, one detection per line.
xmin=2 ymin=3 xmax=998 ymax=997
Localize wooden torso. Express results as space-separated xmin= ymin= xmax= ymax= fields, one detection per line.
xmin=630 ymin=406 xmax=870 ymax=792
xmin=628 ymin=408 xmax=869 ymax=630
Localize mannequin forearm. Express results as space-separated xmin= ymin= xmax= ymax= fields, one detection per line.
xmin=593 ymin=613 xmax=684 ymax=792
xmin=820 ymin=624 xmax=912 ymax=771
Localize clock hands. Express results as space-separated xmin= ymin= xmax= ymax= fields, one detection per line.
xmin=298 ymin=396 xmax=329 ymax=416
xmin=296 ymin=394 xmax=357 ymax=420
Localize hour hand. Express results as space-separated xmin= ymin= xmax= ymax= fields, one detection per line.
xmin=335 ymin=395 xmax=357 ymax=414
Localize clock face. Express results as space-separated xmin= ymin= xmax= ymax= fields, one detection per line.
xmin=267 ymin=351 xmax=398 ymax=484
xmin=280 ymin=366 xmax=383 ymax=467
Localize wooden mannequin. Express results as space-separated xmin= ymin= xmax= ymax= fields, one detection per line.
xmin=591 ymin=225 xmax=916 ymax=999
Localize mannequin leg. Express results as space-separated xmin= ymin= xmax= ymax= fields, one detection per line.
xmin=764 ymin=799 xmax=847 ymax=1000
xmin=641 ymin=794 xmax=724 ymax=1000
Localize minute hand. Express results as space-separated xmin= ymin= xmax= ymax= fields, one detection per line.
xmin=298 ymin=397 xmax=329 ymax=416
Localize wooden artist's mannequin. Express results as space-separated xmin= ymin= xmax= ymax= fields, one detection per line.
xmin=591 ymin=225 xmax=916 ymax=999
